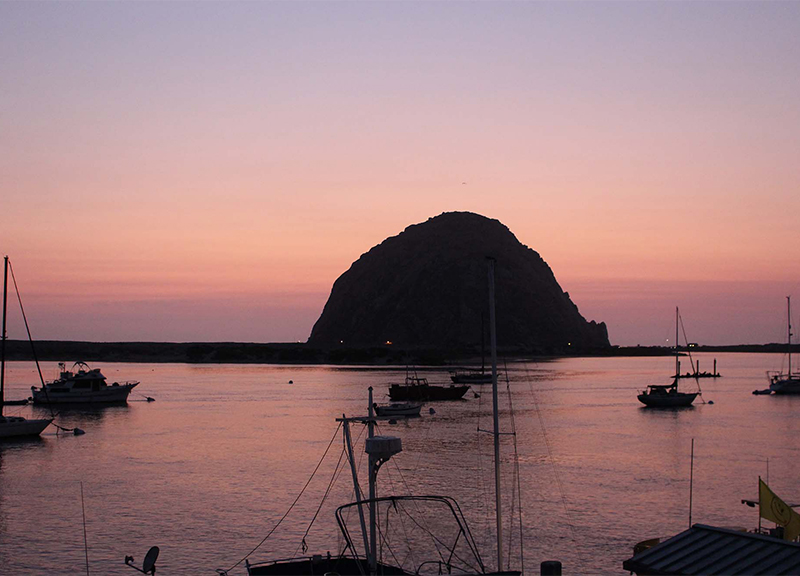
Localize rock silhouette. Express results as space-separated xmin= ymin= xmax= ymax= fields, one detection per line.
xmin=308 ymin=212 xmax=609 ymax=353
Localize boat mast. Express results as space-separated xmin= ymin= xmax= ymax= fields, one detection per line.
xmin=788 ymin=297 xmax=792 ymax=377
xmin=488 ymin=257 xmax=503 ymax=571
xmin=1 ymin=256 xmax=7 ymax=412
xmin=342 ymin=415 xmax=371 ymax=570
xmin=675 ymin=306 xmax=680 ymax=379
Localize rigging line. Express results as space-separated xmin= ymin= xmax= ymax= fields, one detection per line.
xmin=7 ymin=260 xmax=56 ymax=421
xmin=677 ymin=311 xmax=705 ymax=401
xmin=372 ymin=501 xmax=405 ymax=570
xmin=80 ymin=481 xmax=90 ymax=576
xmin=338 ymin=422 xmax=368 ymax=555
xmin=293 ymin=443 xmax=348 ymax=558
xmin=475 ymin=380 xmax=492 ymax=554
xmin=222 ymin=421 xmax=343 ymax=574
xmin=523 ymin=363 xmax=581 ymax=545
xmin=376 ymin=422 xmax=448 ymax=565
xmin=395 ymin=500 xmax=481 ymax=573
xmin=504 ymin=360 xmax=524 ymax=573
xmin=678 ymin=311 xmax=698 ymax=376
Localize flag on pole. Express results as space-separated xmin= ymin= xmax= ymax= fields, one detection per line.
xmin=759 ymin=477 xmax=800 ymax=541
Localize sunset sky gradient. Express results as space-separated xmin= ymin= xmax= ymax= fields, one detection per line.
xmin=2 ymin=2 xmax=799 ymax=345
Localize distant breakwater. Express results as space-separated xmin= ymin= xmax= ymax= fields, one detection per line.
xmin=3 ymin=340 xmax=796 ymax=365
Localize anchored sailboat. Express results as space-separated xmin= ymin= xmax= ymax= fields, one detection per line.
xmin=0 ymin=256 xmax=52 ymax=440
xmin=637 ymin=307 xmax=699 ymax=408
xmin=768 ymin=296 xmax=800 ymax=394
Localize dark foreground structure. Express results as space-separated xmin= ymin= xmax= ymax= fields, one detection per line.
xmin=623 ymin=524 xmax=800 ymax=575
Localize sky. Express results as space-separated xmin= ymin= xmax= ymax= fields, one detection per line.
xmin=1 ymin=2 xmax=799 ymax=346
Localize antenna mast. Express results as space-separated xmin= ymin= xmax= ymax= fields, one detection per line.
xmin=488 ymin=258 xmax=503 ymax=571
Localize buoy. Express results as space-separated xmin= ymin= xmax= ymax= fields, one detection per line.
xmin=146 ymin=396 xmax=155 ymax=402
xmin=708 ymin=400 xmax=714 ymax=405
xmin=288 ymin=380 xmax=294 ymax=384
xmin=74 ymin=428 xmax=85 ymax=436
xmin=429 ymin=407 xmax=436 ymax=415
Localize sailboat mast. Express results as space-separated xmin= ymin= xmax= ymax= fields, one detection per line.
xmin=488 ymin=257 xmax=503 ymax=571
xmin=1 ymin=256 xmax=7 ymax=411
xmin=675 ymin=307 xmax=680 ymax=378
xmin=788 ymin=297 xmax=792 ymax=377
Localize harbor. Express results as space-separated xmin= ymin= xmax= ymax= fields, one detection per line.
xmin=0 ymin=354 xmax=797 ymax=574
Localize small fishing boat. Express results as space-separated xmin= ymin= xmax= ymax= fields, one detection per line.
xmin=31 ymin=362 xmax=139 ymax=404
xmin=372 ymin=402 xmax=422 ymax=417
xmin=768 ymin=296 xmax=800 ymax=395
xmin=388 ymin=373 xmax=469 ymax=401
xmin=0 ymin=256 xmax=52 ymax=440
xmin=449 ymin=368 xmax=493 ymax=384
xmin=637 ymin=307 xmax=700 ymax=408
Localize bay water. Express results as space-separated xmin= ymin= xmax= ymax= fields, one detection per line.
xmin=0 ymin=353 xmax=797 ymax=574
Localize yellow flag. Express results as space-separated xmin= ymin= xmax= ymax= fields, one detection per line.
xmin=759 ymin=477 xmax=800 ymax=541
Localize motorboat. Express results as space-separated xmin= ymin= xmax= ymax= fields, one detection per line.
xmin=449 ymin=368 xmax=493 ymax=384
xmin=372 ymin=402 xmax=422 ymax=417
xmin=389 ymin=370 xmax=469 ymax=402
xmin=31 ymin=362 xmax=139 ymax=404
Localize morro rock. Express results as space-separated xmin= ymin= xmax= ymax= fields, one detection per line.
xmin=308 ymin=212 xmax=609 ymax=353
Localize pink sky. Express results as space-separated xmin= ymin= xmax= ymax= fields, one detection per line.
xmin=1 ymin=2 xmax=798 ymax=345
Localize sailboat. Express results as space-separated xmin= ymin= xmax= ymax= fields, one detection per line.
xmin=637 ymin=307 xmax=699 ymax=408
xmin=768 ymin=296 xmax=800 ymax=394
xmin=0 ymin=256 xmax=52 ymax=439
xmin=237 ymin=260 xmax=521 ymax=576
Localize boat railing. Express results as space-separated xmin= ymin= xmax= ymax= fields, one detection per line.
xmin=334 ymin=495 xmax=487 ymax=575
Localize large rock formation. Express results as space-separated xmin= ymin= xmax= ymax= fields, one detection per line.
xmin=308 ymin=212 xmax=609 ymax=353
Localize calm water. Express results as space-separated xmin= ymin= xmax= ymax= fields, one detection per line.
xmin=0 ymin=354 xmax=798 ymax=575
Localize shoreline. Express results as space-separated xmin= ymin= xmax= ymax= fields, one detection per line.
xmin=2 ymin=339 xmax=796 ymax=366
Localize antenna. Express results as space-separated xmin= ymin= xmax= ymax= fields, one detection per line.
xmin=124 ymin=546 xmax=159 ymax=574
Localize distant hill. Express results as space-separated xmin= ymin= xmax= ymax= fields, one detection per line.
xmin=308 ymin=211 xmax=610 ymax=354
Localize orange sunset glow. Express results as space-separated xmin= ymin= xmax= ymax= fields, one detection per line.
xmin=1 ymin=2 xmax=798 ymax=345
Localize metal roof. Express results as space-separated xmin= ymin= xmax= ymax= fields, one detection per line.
xmin=623 ymin=524 xmax=800 ymax=575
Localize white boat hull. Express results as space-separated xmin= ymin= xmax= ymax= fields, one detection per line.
xmin=31 ymin=382 xmax=137 ymax=404
xmin=0 ymin=416 xmax=52 ymax=439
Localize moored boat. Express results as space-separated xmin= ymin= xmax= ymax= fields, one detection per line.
xmin=388 ymin=375 xmax=469 ymax=401
xmin=372 ymin=402 xmax=422 ymax=417
xmin=768 ymin=296 xmax=800 ymax=395
xmin=0 ymin=256 xmax=52 ymax=439
xmin=637 ymin=307 xmax=700 ymax=408
xmin=31 ymin=362 xmax=138 ymax=404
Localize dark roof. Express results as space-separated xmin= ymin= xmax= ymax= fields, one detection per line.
xmin=623 ymin=524 xmax=800 ymax=575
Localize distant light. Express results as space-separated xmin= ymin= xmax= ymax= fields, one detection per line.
xmin=385 ymin=340 xmax=392 ymax=345
xmin=339 ymin=340 xmax=344 ymax=344
xmin=568 ymin=342 xmax=571 ymax=346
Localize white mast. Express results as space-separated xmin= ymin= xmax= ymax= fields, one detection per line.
xmin=488 ymin=257 xmax=503 ymax=571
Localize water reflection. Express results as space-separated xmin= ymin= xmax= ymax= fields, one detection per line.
xmin=0 ymin=355 xmax=796 ymax=575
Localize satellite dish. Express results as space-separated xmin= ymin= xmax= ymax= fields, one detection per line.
xmin=142 ymin=546 xmax=159 ymax=574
